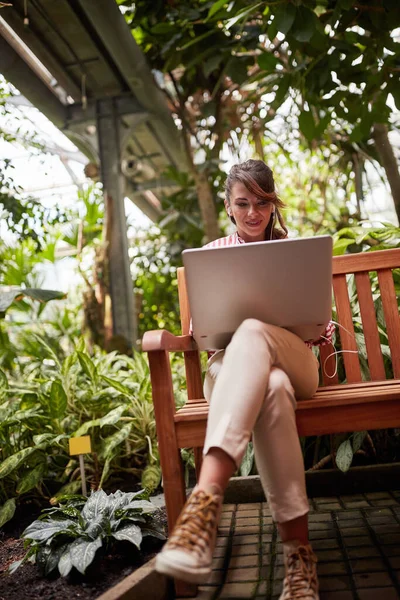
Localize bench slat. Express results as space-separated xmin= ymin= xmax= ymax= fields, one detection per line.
xmin=333 ymin=274 xmax=362 ymax=382
xmin=333 ymin=248 xmax=400 ymax=274
xmin=355 ymin=271 xmax=386 ymax=381
xmin=377 ymin=268 xmax=400 ymax=378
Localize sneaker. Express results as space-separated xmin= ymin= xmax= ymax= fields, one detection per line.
xmin=155 ymin=484 xmax=223 ymax=584
xmin=279 ymin=540 xmax=319 ymax=599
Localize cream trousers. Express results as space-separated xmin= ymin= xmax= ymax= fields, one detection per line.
xmin=203 ymin=319 xmax=320 ymax=524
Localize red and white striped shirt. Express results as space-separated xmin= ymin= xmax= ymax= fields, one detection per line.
xmin=191 ymin=232 xmax=335 ymax=348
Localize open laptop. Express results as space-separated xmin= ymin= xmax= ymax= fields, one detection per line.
xmin=182 ymin=235 xmax=333 ymax=351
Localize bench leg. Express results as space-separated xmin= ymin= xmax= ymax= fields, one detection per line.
xmin=147 ymin=350 xmax=198 ymax=597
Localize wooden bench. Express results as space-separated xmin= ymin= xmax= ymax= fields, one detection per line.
xmin=142 ymin=248 xmax=400 ymax=596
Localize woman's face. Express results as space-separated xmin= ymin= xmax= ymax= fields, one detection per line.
xmin=226 ymin=181 xmax=274 ymax=242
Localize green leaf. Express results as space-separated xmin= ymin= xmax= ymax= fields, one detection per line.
xmin=22 ymin=288 xmax=66 ymax=303
xmin=0 ymin=369 xmax=8 ymax=401
xmin=273 ymin=3 xmax=296 ymax=35
xmin=332 ymin=238 xmax=356 ymax=256
xmin=62 ymin=353 xmax=77 ymax=377
xmin=69 ymin=537 xmax=102 ymax=574
xmin=101 ymin=423 xmax=132 ymax=459
xmin=141 ymin=527 xmax=166 ymax=541
xmin=49 ymin=380 xmax=68 ymax=419
xmin=239 ymin=442 xmax=254 ymax=477
xmin=101 ymin=376 xmax=131 ymax=397
xmin=77 ymin=352 xmax=97 ymax=383
xmin=16 ymin=463 xmax=46 ymax=495
xmin=58 ymin=548 xmax=73 ymax=577
xmin=0 ymin=446 xmax=40 ymax=480
xmin=99 ymin=404 xmax=127 ymax=427
xmin=257 ymin=52 xmax=278 ymax=72
xmin=123 ymin=500 xmax=157 ymax=514
xmin=82 ymin=489 xmax=109 ymax=522
xmin=112 ymin=523 xmax=142 ymax=548
xmin=335 ymin=439 xmax=353 ymax=472
xmin=291 ymin=7 xmax=318 ymax=43
xmin=206 ymin=0 xmax=228 ymax=20
xmin=352 ymin=431 xmax=367 ymax=453
xmin=225 ymin=3 xmax=262 ymax=30
xmin=0 ymin=498 xmax=16 ymax=528
xmin=299 ymin=110 xmax=316 ymax=141
xmin=23 ymin=519 xmax=76 ymax=542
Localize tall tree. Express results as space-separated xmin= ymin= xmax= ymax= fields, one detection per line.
xmin=121 ymin=0 xmax=400 ymax=226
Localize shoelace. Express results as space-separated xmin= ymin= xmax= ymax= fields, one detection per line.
xmin=283 ymin=546 xmax=318 ymax=599
xmin=167 ymin=490 xmax=219 ymax=556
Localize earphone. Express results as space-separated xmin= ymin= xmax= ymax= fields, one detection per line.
xmin=320 ymin=320 xmax=360 ymax=378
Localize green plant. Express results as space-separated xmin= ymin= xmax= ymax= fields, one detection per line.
xmin=10 ymin=489 xmax=165 ymax=576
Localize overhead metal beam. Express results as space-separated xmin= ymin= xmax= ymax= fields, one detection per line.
xmin=0 ymin=32 xmax=67 ymax=128
xmin=0 ymin=10 xmax=82 ymax=101
xmin=74 ymin=0 xmax=187 ymax=171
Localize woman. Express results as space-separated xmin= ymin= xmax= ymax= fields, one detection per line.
xmin=156 ymin=160 xmax=334 ymax=600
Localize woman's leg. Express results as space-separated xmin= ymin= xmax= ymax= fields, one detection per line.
xmin=157 ymin=319 xmax=319 ymax=585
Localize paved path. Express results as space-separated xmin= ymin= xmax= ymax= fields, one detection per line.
xmin=178 ymin=491 xmax=400 ymax=599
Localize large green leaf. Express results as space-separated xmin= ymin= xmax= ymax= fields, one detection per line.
xmin=16 ymin=462 xmax=47 ymax=495
xmin=82 ymin=489 xmax=109 ymax=521
xmin=0 ymin=287 xmax=66 ymax=313
xmin=291 ymin=7 xmax=318 ymax=43
xmin=112 ymin=523 xmax=142 ymax=548
xmin=0 ymin=446 xmax=41 ymax=479
xmin=335 ymin=439 xmax=353 ymax=472
xmin=69 ymin=537 xmax=102 ymax=574
xmin=49 ymin=381 xmax=68 ymax=419
xmin=73 ymin=404 xmax=127 ymax=437
xmin=0 ymin=369 xmax=8 ymax=401
xmin=100 ymin=423 xmax=132 ymax=459
xmin=352 ymin=431 xmax=367 ymax=453
xmin=77 ymin=352 xmax=98 ymax=383
xmin=273 ymin=3 xmax=296 ymax=35
xmin=299 ymin=110 xmax=316 ymax=141
xmin=101 ymin=375 xmax=131 ymax=397
xmin=23 ymin=519 xmax=76 ymax=542
xmin=0 ymin=498 xmax=16 ymax=528
xmin=58 ymin=547 xmax=73 ymax=577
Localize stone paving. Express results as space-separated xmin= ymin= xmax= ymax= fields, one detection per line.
xmin=178 ymin=491 xmax=400 ymax=600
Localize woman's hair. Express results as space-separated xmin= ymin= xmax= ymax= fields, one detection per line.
xmin=225 ymin=159 xmax=288 ymax=240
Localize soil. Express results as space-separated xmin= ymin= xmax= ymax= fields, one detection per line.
xmin=0 ymin=499 xmax=167 ymax=600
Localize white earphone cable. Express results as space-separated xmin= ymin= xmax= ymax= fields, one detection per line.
xmin=320 ymin=321 xmax=360 ymax=379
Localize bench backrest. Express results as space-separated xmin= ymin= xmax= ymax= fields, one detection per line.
xmin=177 ymin=248 xmax=400 ymax=387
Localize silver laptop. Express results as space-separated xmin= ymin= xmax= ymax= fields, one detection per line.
xmin=182 ymin=235 xmax=333 ymax=351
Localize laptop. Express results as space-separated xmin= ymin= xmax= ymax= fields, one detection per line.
xmin=182 ymin=235 xmax=333 ymax=351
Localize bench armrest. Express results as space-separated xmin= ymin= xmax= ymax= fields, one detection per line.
xmin=142 ymin=329 xmax=198 ymax=352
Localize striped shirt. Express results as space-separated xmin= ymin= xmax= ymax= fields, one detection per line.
xmin=190 ymin=232 xmax=335 ymax=348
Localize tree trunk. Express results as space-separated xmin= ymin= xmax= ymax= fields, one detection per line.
xmin=182 ymin=130 xmax=220 ymax=242
xmin=372 ymin=123 xmax=400 ymax=225
xmin=193 ymin=169 xmax=221 ymax=242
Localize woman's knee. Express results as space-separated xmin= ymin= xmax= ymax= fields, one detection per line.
xmin=265 ymin=368 xmax=296 ymax=412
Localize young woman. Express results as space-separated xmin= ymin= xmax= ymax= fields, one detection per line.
xmin=156 ymin=160 xmax=334 ymax=600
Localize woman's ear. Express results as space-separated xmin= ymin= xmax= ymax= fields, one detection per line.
xmin=224 ymin=201 xmax=231 ymax=216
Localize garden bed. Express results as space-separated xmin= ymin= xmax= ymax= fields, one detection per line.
xmin=0 ymin=500 xmax=167 ymax=600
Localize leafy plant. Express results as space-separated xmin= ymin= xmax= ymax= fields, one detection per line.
xmin=11 ymin=489 xmax=165 ymax=576
xmin=0 ymin=287 xmax=66 ymax=318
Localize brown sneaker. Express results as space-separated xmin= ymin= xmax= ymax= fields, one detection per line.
xmin=279 ymin=541 xmax=319 ymax=599
xmin=155 ymin=484 xmax=223 ymax=584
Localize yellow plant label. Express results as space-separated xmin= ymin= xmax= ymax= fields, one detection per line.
xmin=69 ymin=436 xmax=92 ymax=456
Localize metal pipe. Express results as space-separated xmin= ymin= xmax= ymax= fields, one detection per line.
xmin=0 ymin=33 xmax=66 ymax=127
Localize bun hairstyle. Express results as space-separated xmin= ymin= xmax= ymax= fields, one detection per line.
xmin=225 ymin=159 xmax=288 ymax=240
